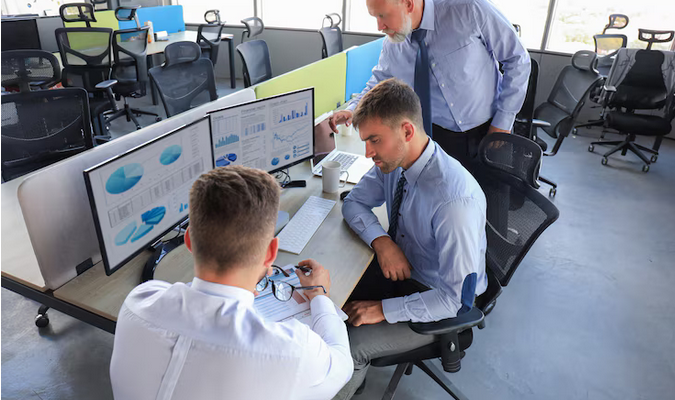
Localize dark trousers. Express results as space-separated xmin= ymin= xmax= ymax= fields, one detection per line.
xmin=432 ymin=120 xmax=491 ymax=171
xmin=348 ymin=259 xmax=429 ymax=303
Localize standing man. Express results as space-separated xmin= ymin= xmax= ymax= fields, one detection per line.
xmin=330 ymin=0 xmax=530 ymax=168
xmin=336 ymin=79 xmax=487 ymax=399
xmin=110 ymin=166 xmax=353 ymax=400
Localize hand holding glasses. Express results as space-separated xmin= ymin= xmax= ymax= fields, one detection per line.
xmin=256 ymin=265 xmax=326 ymax=302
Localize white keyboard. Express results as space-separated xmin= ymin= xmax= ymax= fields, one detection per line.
xmin=277 ymin=196 xmax=336 ymax=254
xmin=332 ymin=152 xmax=358 ymax=170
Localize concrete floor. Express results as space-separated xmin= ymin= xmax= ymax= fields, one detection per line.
xmin=3 ymin=103 xmax=675 ymax=399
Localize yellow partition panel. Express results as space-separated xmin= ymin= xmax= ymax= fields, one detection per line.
xmin=254 ymin=53 xmax=347 ymax=119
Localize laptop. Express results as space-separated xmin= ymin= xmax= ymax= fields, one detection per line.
xmin=311 ymin=114 xmax=374 ymax=184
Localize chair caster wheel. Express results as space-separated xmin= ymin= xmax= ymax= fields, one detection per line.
xmin=573 ymin=128 xmax=578 ymax=136
xmin=155 ymin=117 xmax=162 ymax=122
xmin=588 ymin=145 xmax=594 ymax=152
xmin=642 ymin=164 xmax=650 ymax=172
xmin=601 ymin=157 xmax=608 ymax=165
xmin=549 ymin=187 xmax=557 ymax=197
xmin=650 ymin=155 xmax=658 ymax=163
xmin=35 ymin=314 xmax=49 ymax=328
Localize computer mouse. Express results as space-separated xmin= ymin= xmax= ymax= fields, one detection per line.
xmin=340 ymin=190 xmax=351 ymax=201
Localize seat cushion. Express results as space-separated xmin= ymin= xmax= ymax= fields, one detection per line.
xmin=534 ymin=103 xmax=569 ymax=139
xmin=606 ymin=111 xmax=672 ymax=136
xmin=612 ymin=85 xmax=667 ymax=109
xmin=371 ymin=329 xmax=473 ymax=368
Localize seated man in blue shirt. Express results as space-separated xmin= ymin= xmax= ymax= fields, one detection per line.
xmin=335 ymin=78 xmax=487 ymax=399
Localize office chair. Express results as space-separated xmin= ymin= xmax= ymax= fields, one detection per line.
xmin=1 ymin=49 xmax=61 ymax=92
xmin=512 ymin=57 xmax=557 ymax=196
xmin=204 ymin=9 xmax=222 ymax=25
xmin=197 ymin=23 xmax=225 ymax=65
xmin=368 ymin=133 xmax=559 ymax=400
xmin=638 ymin=29 xmax=675 ymax=50
xmin=319 ymin=13 xmax=343 ymax=59
xmin=1 ymin=87 xmax=94 ymax=181
xmin=588 ymin=48 xmax=675 ymax=172
xmin=237 ymin=16 xmax=272 ymax=87
xmin=56 ymin=3 xmax=115 ymax=140
xmin=99 ymin=25 xmax=161 ymax=130
xmin=148 ymin=41 xmax=217 ymax=118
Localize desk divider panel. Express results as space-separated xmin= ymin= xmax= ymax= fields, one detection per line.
xmin=254 ymin=52 xmax=347 ymax=119
xmin=118 ymin=5 xmax=185 ymax=33
xmin=345 ymin=37 xmax=384 ymax=103
xmin=17 ymin=89 xmax=256 ymax=290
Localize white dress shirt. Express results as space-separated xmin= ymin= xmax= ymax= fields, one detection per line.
xmin=110 ymin=277 xmax=353 ymax=400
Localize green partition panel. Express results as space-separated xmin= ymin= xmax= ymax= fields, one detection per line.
xmin=63 ymin=10 xmax=118 ymax=51
xmin=255 ymin=53 xmax=347 ymax=119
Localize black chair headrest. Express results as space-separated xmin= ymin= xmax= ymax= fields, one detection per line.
xmin=241 ymin=17 xmax=264 ymax=41
xmin=115 ymin=6 xmax=140 ymax=22
xmin=638 ymin=29 xmax=675 ymax=50
xmin=571 ymin=50 xmax=598 ymax=72
xmin=59 ymin=3 xmax=96 ymax=25
xmin=322 ymin=13 xmax=342 ymax=29
xmin=602 ymin=14 xmax=629 ymax=34
xmin=164 ymin=41 xmax=202 ymax=67
xmin=204 ymin=9 xmax=222 ymax=25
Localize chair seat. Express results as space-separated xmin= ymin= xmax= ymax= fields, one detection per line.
xmin=371 ymin=330 xmax=473 ymax=368
xmin=606 ymin=111 xmax=672 ymax=136
xmin=612 ymin=85 xmax=667 ymax=110
xmin=534 ymin=103 xmax=569 ymax=139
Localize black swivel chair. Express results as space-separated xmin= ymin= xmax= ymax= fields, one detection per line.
xmin=237 ymin=17 xmax=272 ymax=87
xmin=368 ymin=133 xmax=559 ymax=400
xmin=593 ymin=14 xmax=629 ymax=77
xmin=1 ymin=51 xmax=94 ymax=181
xmin=197 ymin=23 xmax=225 ymax=65
xmin=55 ymin=3 xmax=115 ymax=139
xmin=588 ymin=48 xmax=675 ymax=172
xmin=148 ymin=41 xmax=218 ymax=118
xmin=318 ymin=13 xmax=343 ymax=59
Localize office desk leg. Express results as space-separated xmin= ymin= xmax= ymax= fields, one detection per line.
xmin=148 ymin=54 xmax=158 ymax=106
xmin=228 ymin=39 xmax=236 ymax=89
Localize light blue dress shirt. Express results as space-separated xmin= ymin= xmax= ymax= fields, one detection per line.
xmin=347 ymin=0 xmax=530 ymax=132
xmin=342 ymin=139 xmax=488 ymax=323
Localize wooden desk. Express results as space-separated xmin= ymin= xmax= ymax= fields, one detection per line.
xmin=54 ymin=133 xmax=386 ymax=322
xmin=1 ymin=177 xmax=46 ymax=292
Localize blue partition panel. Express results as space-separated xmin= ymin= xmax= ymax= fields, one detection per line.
xmin=118 ymin=5 xmax=185 ymax=33
xmin=345 ymin=37 xmax=385 ymax=102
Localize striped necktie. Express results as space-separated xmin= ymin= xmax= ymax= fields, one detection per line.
xmin=388 ymin=172 xmax=407 ymax=240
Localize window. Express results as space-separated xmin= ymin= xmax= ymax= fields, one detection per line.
xmin=490 ymin=0 xmax=550 ymax=51
xmin=345 ymin=0 xmax=380 ymax=34
xmin=547 ymin=0 xmax=675 ymax=53
xmin=260 ymin=0 xmax=343 ymax=30
xmin=175 ymin=1 xmax=254 ymax=25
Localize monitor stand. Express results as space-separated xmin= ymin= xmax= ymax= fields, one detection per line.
xmin=141 ymin=224 xmax=187 ymax=283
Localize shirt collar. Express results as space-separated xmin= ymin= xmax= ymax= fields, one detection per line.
xmin=403 ymin=137 xmax=435 ymax=187
xmin=418 ymin=0 xmax=435 ymax=32
xmin=191 ymin=277 xmax=255 ymax=307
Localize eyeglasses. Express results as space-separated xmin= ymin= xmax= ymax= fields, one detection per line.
xmin=256 ymin=265 xmax=326 ymax=302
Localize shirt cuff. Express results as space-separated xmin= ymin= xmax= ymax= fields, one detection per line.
xmin=382 ymin=297 xmax=407 ymax=323
xmin=491 ymin=110 xmax=516 ymax=131
xmin=310 ymin=295 xmax=338 ymax=317
xmin=362 ymin=225 xmax=389 ymax=248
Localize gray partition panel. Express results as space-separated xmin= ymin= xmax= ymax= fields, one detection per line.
xmin=36 ymin=16 xmax=63 ymax=54
xmin=18 ymin=89 xmax=256 ymax=290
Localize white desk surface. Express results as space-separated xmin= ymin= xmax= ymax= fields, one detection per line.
xmin=1 ymin=177 xmax=47 ymax=292
xmin=53 ymin=132 xmax=386 ymax=321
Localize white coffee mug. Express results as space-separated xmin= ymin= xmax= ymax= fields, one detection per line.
xmin=322 ymin=161 xmax=349 ymax=194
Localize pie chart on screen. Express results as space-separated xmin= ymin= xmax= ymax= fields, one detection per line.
xmin=106 ymin=163 xmax=144 ymax=195
xmin=160 ymin=145 xmax=182 ymax=165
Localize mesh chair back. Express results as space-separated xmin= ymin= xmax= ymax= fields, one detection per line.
xmin=513 ymin=58 xmax=539 ymax=140
xmin=197 ymin=24 xmax=224 ymax=64
xmin=1 ymin=88 xmax=93 ymax=180
xmin=1 ymin=50 xmax=61 ymax=92
xmin=319 ymin=27 xmax=343 ymax=59
xmin=112 ymin=26 xmax=149 ymax=95
xmin=478 ymin=133 xmax=542 ymax=188
xmin=59 ymin=3 xmax=96 ymax=26
xmin=237 ymin=40 xmax=272 ymax=87
xmin=594 ymin=34 xmax=627 ymax=56
xmin=241 ymin=17 xmax=264 ymax=42
xmin=148 ymin=42 xmax=217 ymax=118
xmin=472 ymin=163 xmax=559 ymax=287
xmin=55 ymin=27 xmax=112 ymax=92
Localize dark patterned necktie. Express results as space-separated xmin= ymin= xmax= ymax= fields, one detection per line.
xmin=388 ymin=172 xmax=407 ymax=240
xmin=411 ymin=28 xmax=432 ymax=137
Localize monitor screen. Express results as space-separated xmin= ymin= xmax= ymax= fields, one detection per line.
xmin=1 ymin=19 xmax=41 ymax=50
xmin=84 ymin=117 xmax=213 ymax=275
xmin=209 ymin=88 xmax=314 ymax=173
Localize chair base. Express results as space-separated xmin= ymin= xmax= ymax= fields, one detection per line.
xmin=103 ymin=98 xmax=160 ymax=131
xmin=589 ymin=133 xmax=659 ymax=172
xmin=381 ymin=360 xmax=470 ymax=400
xmin=538 ymin=175 xmax=557 ymax=197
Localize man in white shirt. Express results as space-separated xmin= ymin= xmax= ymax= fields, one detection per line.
xmin=110 ymin=166 xmax=353 ymax=400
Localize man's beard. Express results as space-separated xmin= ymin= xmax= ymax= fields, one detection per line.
xmin=383 ymin=13 xmax=413 ymax=43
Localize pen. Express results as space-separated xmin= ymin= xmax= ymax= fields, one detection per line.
xmin=294 ymin=265 xmax=312 ymax=275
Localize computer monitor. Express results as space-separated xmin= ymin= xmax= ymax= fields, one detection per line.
xmin=208 ymin=88 xmax=314 ymax=173
xmin=1 ymin=18 xmax=41 ymax=50
xmin=84 ymin=117 xmax=214 ymax=275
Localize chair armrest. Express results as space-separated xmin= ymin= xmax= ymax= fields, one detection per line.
xmin=603 ymin=85 xmax=617 ymax=92
xmin=408 ymin=307 xmax=484 ymax=335
xmin=95 ymin=79 xmax=118 ymax=90
xmin=532 ymin=119 xmax=551 ymax=128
